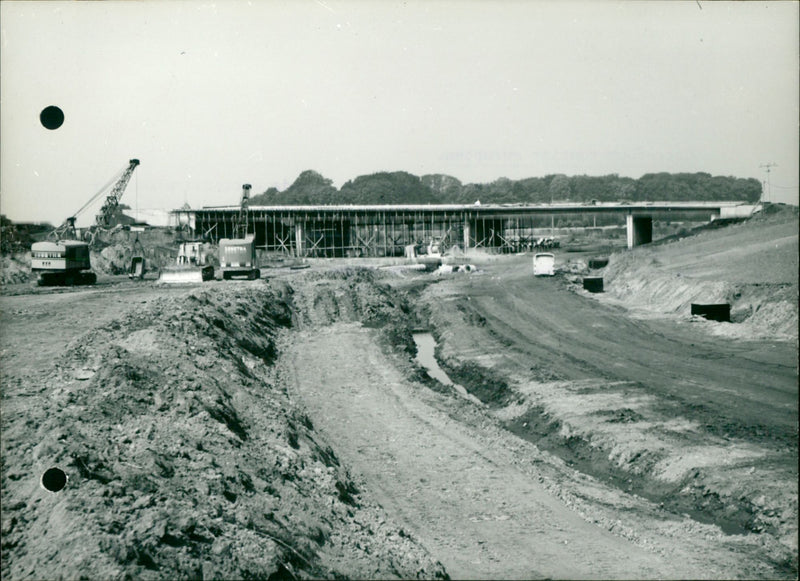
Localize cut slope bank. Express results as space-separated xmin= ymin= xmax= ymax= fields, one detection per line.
xmin=598 ymin=204 xmax=798 ymax=340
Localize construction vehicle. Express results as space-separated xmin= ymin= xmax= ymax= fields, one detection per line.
xmin=157 ymin=241 xmax=215 ymax=283
xmin=219 ymin=184 xmax=261 ymax=280
xmin=128 ymin=236 xmax=146 ymax=280
xmin=219 ymin=235 xmax=260 ymax=279
xmin=31 ymin=159 xmax=139 ymax=286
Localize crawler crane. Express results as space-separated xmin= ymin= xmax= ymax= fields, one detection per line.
xmin=30 ymin=159 xmax=140 ymax=286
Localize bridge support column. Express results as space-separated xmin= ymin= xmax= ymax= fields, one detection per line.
xmin=626 ymin=215 xmax=653 ymax=249
xmin=463 ymin=218 xmax=471 ymax=250
xmin=295 ymin=222 xmax=304 ymax=257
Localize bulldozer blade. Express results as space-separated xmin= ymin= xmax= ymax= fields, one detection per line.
xmin=157 ymin=268 xmax=206 ymax=284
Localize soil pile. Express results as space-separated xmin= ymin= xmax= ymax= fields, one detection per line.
xmin=286 ymin=267 xmax=419 ymax=357
xmin=0 ymin=283 xmax=446 ymax=580
xmin=0 ymin=254 xmax=31 ymax=285
xmin=599 ymin=205 xmax=798 ymax=340
xmin=91 ymin=229 xmax=218 ymax=276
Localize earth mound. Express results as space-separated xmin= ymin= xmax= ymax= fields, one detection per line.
xmin=0 ymin=283 xmax=446 ymax=580
xmin=599 ymin=204 xmax=798 ymax=340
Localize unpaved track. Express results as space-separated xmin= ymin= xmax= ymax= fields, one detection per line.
xmin=431 ymin=265 xmax=797 ymax=449
xmin=279 ymin=323 xmax=722 ymax=579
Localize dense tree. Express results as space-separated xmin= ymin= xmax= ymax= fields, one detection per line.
xmin=251 ymin=171 xmax=337 ymax=205
xmin=339 ymin=172 xmax=438 ymax=205
xmin=0 ymin=216 xmax=53 ymax=254
xmin=249 ymin=169 xmax=761 ymax=207
xmin=421 ymin=174 xmax=463 ymax=203
xmin=249 ymin=187 xmax=280 ymax=205
xmin=548 ymin=174 xmax=571 ymax=202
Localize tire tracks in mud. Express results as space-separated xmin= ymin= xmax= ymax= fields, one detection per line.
xmin=419 ymin=269 xmax=798 ymax=576
xmin=276 ymin=270 xmax=780 ymax=579
xmin=278 ymin=324 xmax=694 ymax=579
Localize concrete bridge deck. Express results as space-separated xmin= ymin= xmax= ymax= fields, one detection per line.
xmin=175 ymin=201 xmax=756 ymax=256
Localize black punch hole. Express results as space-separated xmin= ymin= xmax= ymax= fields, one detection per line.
xmin=40 ymin=106 xmax=65 ymax=130
xmin=41 ymin=467 xmax=68 ymax=492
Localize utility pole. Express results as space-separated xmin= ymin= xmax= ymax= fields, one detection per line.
xmin=759 ymin=163 xmax=777 ymax=202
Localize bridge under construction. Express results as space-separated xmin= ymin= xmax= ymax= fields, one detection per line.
xmin=174 ymin=202 xmax=754 ymax=258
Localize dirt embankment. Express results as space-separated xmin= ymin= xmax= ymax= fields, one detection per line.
xmin=416 ymin=266 xmax=797 ymax=578
xmin=2 ymin=247 xmax=796 ymax=579
xmin=596 ymin=205 xmax=799 ymax=340
xmin=0 ymin=254 xmax=31 ymax=285
xmin=0 ymin=282 xmax=446 ymax=580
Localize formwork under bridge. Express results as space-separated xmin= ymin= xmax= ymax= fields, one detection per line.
xmin=175 ymin=202 xmax=753 ymax=257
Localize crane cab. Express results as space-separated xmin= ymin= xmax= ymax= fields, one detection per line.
xmin=31 ymin=240 xmax=96 ymax=286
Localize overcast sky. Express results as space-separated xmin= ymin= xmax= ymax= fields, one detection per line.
xmin=1 ymin=0 xmax=798 ymax=226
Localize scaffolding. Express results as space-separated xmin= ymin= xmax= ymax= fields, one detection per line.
xmin=188 ymin=206 xmax=550 ymax=257
xmin=176 ymin=202 xmax=737 ymax=258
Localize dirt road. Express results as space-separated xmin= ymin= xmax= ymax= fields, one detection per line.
xmin=279 ymin=322 xmax=722 ymax=579
xmin=429 ymin=264 xmax=797 ymax=450
xmin=275 ymin=269 xmax=795 ymax=579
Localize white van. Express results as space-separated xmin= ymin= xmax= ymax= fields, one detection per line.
xmin=533 ymin=253 xmax=555 ymax=276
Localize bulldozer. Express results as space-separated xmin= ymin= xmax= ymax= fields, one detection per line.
xmin=157 ymin=241 xmax=215 ymax=283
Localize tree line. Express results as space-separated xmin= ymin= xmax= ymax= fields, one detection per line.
xmin=249 ymin=170 xmax=761 ymax=206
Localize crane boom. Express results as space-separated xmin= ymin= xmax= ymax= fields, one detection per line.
xmin=219 ymin=183 xmax=260 ymax=281
xmin=33 ymin=158 xmax=140 ymax=286
xmin=233 ymin=183 xmax=251 ymax=238
xmin=95 ymin=158 xmax=140 ymax=228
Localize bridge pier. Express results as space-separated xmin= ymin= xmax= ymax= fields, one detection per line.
xmin=626 ymin=215 xmax=653 ymax=249
xmin=295 ymin=221 xmax=304 ymax=257
xmin=463 ymin=218 xmax=471 ymax=250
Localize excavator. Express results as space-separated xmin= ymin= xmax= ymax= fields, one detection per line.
xmin=30 ymin=159 xmax=140 ymax=286
xmin=219 ymin=184 xmax=260 ymax=280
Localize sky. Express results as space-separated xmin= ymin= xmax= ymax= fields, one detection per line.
xmin=1 ymin=0 xmax=798 ymax=227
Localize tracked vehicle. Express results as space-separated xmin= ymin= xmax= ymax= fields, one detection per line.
xmin=30 ymin=159 xmax=140 ymax=286
xmin=219 ymin=183 xmax=261 ymax=280
xmin=219 ymin=235 xmax=260 ymax=280
xmin=31 ymin=238 xmax=97 ymax=286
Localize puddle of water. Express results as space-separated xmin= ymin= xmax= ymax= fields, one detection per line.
xmin=412 ymin=332 xmax=481 ymax=404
